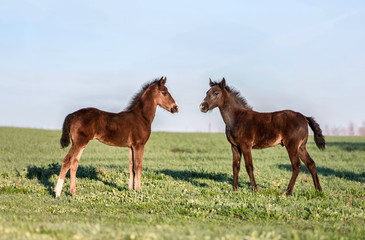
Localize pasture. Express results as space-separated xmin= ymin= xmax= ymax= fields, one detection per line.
xmin=0 ymin=127 xmax=364 ymax=239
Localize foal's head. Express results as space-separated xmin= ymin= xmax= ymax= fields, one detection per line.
xmin=200 ymin=78 xmax=251 ymax=112
xmin=154 ymin=77 xmax=179 ymax=113
xmin=200 ymin=78 xmax=227 ymax=113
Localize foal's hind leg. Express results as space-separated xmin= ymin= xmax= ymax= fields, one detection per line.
xmin=69 ymin=145 xmax=86 ymax=196
xmin=55 ymin=142 xmax=87 ymax=197
xmin=299 ymin=144 xmax=322 ymax=192
xmin=55 ymin=150 xmax=72 ymax=197
xmin=55 ymin=144 xmax=79 ymax=197
xmin=285 ymin=144 xmax=302 ymax=195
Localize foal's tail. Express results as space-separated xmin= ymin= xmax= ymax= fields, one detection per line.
xmin=306 ymin=117 xmax=325 ymax=151
xmin=60 ymin=113 xmax=73 ymax=148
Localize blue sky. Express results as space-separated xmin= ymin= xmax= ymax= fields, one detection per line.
xmin=1 ymin=0 xmax=364 ymax=133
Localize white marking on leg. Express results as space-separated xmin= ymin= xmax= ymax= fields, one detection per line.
xmin=54 ymin=178 xmax=64 ymax=197
xmin=129 ymin=172 xmax=134 ymax=190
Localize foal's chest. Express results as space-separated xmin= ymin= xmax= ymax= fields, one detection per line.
xmin=225 ymin=127 xmax=239 ymax=146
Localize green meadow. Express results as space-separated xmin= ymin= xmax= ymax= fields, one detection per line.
xmin=0 ymin=127 xmax=364 ymax=239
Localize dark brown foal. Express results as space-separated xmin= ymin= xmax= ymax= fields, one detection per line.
xmin=200 ymin=78 xmax=325 ymax=195
xmin=55 ymin=77 xmax=179 ymax=197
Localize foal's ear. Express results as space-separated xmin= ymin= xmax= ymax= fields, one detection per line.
xmin=158 ymin=77 xmax=166 ymax=86
xmin=209 ymin=78 xmax=214 ymax=87
xmin=219 ymin=78 xmax=226 ymax=89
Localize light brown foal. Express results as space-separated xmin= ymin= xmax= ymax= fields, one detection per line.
xmin=54 ymin=77 xmax=178 ymax=197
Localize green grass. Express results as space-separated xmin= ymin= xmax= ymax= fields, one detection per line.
xmin=0 ymin=127 xmax=364 ymax=239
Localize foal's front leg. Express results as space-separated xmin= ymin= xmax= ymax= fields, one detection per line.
xmin=128 ymin=145 xmax=145 ymax=190
xmin=241 ymin=147 xmax=257 ymax=191
xmin=128 ymin=147 xmax=135 ymax=190
xmin=231 ymin=145 xmax=242 ymax=191
xmin=133 ymin=145 xmax=145 ymax=190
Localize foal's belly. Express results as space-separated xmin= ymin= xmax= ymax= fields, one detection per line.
xmin=252 ymin=136 xmax=283 ymax=149
xmin=94 ymin=132 xmax=132 ymax=147
xmin=94 ymin=137 xmax=130 ymax=147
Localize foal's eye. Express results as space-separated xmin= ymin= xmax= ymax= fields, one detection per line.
xmin=213 ymin=91 xmax=219 ymax=96
xmin=162 ymin=92 xmax=167 ymax=96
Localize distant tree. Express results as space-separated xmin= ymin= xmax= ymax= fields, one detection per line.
xmin=332 ymin=126 xmax=346 ymax=136
xmin=348 ymin=122 xmax=355 ymax=136
xmin=324 ymin=125 xmax=330 ymax=136
xmin=331 ymin=127 xmax=340 ymax=136
xmin=359 ymin=122 xmax=365 ymax=136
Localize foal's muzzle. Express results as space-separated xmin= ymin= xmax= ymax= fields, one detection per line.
xmin=170 ymin=105 xmax=179 ymax=113
xmin=200 ymin=102 xmax=209 ymax=113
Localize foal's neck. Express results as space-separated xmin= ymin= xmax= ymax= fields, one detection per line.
xmin=219 ymin=105 xmax=236 ymax=128
xmin=219 ymin=95 xmax=244 ymax=128
xmin=138 ymin=93 xmax=157 ymax=125
xmin=124 ymin=89 xmax=158 ymax=125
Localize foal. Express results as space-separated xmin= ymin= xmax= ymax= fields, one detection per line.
xmin=54 ymin=77 xmax=178 ymax=197
xmin=200 ymin=78 xmax=325 ymax=195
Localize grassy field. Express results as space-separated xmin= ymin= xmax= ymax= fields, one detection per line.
xmin=0 ymin=127 xmax=364 ymax=239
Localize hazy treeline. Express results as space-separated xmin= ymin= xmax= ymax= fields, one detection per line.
xmin=323 ymin=122 xmax=365 ymax=136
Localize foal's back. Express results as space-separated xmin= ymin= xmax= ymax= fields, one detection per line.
xmin=233 ymin=109 xmax=308 ymax=149
xmin=67 ymin=107 xmax=149 ymax=147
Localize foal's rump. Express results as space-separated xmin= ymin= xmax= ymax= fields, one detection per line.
xmin=60 ymin=108 xmax=104 ymax=148
xmin=250 ymin=110 xmax=319 ymax=149
xmin=248 ymin=110 xmax=306 ymax=149
xmin=274 ymin=110 xmax=309 ymax=134
xmin=60 ymin=108 xmax=140 ymax=148
xmin=272 ymin=110 xmax=325 ymax=150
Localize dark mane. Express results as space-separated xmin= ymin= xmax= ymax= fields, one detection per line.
xmin=125 ymin=79 xmax=159 ymax=111
xmin=211 ymin=81 xmax=252 ymax=109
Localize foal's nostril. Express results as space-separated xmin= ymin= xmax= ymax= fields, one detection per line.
xmin=171 ymin=105 xmax=179 ymax=113
xmin=200 ymin=102 xmax=208 ymax=113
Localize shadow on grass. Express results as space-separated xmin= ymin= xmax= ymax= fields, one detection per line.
xmin=156 ymin=169 xmax=251 ymax=189
xmin=278 ymin=164 xmax=365 ymax=183
xmin=326 ymin=142 xmax=365 ymax=152
xmin=26 ymin=163 xmax=125 ymax=196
